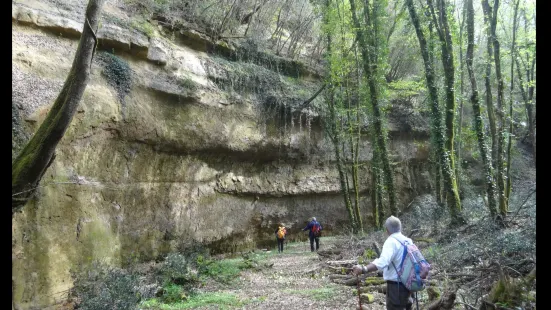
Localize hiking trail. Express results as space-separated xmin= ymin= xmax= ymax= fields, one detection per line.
xmin=194 ymin=237 xmax=386 ymax=310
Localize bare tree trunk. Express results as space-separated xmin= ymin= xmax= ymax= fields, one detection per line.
xmin=243 ymin=0 xmax=260 ymax=37
xmin=12 ymin=0 xmax=106 ymax=214
xmin=465 ymin=0 xmax=498 ymax=217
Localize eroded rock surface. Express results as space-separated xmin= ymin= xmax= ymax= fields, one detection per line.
xmin=12 ymin=1 xmax=433 ymax=308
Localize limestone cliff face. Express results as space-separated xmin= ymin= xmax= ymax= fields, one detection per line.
xmin=12 ymin=0 xmax=433 ymax=308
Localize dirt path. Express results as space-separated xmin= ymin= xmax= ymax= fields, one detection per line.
xmin=198 ymin=237 xmax=387 ymax=310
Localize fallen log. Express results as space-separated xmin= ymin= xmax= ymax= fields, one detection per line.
xmin=331 ymin=274 xmax=367 ymax=285
xmin=357 ymin=284 xmax=387 ymax=294
xmin=423 ymin=290 xmax=457 ymax=310
xmin=326 ymin=259 xmax=357 ymax=266
xmin=432 ymin=273 xmax=477 ymax=279
xmin=360 ymin=293 xmax=375 ymax=304
xmin=325 ymin=265 xmax=351 ymax=273
xmin=336 ymin=276 xmax=385 ymax=286
xmin=303 ymin=266 xmax=321 ymax=275
xmin=318 ymin=249 xmax=342 ymax=257
xmin=362 ymin=277 xmax=386 ymax=286
xmin=328 ymin=274 xmax=352 ymax=280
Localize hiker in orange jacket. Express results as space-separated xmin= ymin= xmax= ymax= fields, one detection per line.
xmin=275 ymin=224 xmax=287 ymax=253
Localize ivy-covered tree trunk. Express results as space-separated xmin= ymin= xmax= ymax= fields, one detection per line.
xmin=515 ymin=56 xmax=535 ymax=167
xmin=465 ymin=0 xmax=498 ymax=217
xmin=515 ymin=9 xmax=536 ymax=167
xmin=427 ymin=0 xmax=463 ymax=223
xmin=427 ymin=17 xmax=443 ymax=206
xmin=456 ymin=2 xmax=467 ymax=191
xmin=349 ymin=0 xmax=398 ymax=216
xmin=333 ymin=129 xmax=357 ymax=229
xmin=12 ymin=0 xmax=106 ymax=215
xmin=349 ymin=108 xmax=363 ymax=232
xmin=406 ymin=0 xmax=463 ymax=224
xmin=371 ymin=148 xmax=384 ymax=228
xmin=506 ymin=0 xmax=520 ymax=202
xmin=345 ymin=84 xmax=363 ymax=232
xmin=482 ymin=0 xmax=508 ymax=216
xmin=324 ymin=0 xmax=357 ymax=231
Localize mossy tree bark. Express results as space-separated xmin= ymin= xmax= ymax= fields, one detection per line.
xmin=347 ymin=95 xmax=363 ymax=232
xmin=349 ymin=0 xmax=398 ymax=216
xmin=371 ymin=144 xmax=385 ymax=228
xmin=482 ymin=22 xmax=498 ymax=169
xmin=482 ymin=0 xmax=508 ymax=216
xmin=456 ymin=2 xmax=467 ymax=191
xmin=506 ymin=0 xmax=520 ymax=203
xmin=427 ymin=18 xmax=443 ymax=206
xmin=465 ymin=0 xmax=498 ymax=217
xmin=347 ymin=51 xmax=364 ymax=233
xmin=514 ymin=9 xmax=536 ymax=167
xmin=324 ymin=0 xmax=357 ymax=231
xmin=405 ymin=0 xmax=463 ymax=224
xmin=12 ymin=0 xmax=106 ymax=215
xmin=332 ymin=111 xmax=357 ymax=230
xmin=427 ymin=0 xmax=463 ymax=224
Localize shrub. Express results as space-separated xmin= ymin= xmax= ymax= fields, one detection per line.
xmin=159 ymin=253 xmax=198 ymax=290
xmin=99 ymin=52 xmax=133 ymax=103
xmin=70 ymin=261 xmax=140 ymax=310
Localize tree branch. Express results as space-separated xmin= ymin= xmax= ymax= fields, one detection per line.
xmin=299 ymin=83 xmax=327 ymax=109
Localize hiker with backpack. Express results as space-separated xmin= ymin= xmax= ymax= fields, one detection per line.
xmin=352 ymin=216 xmax=430 ymax=310
xmin=303 ymin=217 xmax=322 ymax=252
xmin=275 ymin=223 xmax=287 ymax=253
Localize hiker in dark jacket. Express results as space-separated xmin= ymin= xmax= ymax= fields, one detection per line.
xmin=303 ymin=217 xmax=322 ymax=252
xmin=275 ymin=224 xmax=287 ymax=253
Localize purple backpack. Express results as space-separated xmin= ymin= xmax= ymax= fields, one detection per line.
xmin=391 ymin=236 xmax=431 ymax=292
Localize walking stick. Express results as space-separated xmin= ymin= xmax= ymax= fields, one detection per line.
xmin=356 ymin=274 xmax=362 ymax=310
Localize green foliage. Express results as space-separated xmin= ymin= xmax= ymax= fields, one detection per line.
xmin=160 ymin=253 xmax=198 ymax=290
xmin=70 ymin=261 xmax=140 ymax=310
xmin=140 ymin=292 xmax=246 ymax=309
xmin=159 ymin=283 xmax=187 ymax=304
xmin=196 ymin=255 xmax=242 ymax=284
xmin=178 ymin=77 xmax=197 ymax=93
xmin=130 ymin=17 xmax=156 ymax=37
xmin=358 ymin=248 xmax=377 ymax=264
xmin=100 ymin=52 xmax=133 ymax=103
xmin=388 ymin=79 xmax=424 ymax=100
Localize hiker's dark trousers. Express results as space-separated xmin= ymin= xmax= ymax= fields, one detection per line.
xmin=309 ymin=236 xmax=319 ymax=252
xmin=277 ymin=238 xmax=284 ymax=252
xmin=386 ymin=281 xmax=412 ymax=310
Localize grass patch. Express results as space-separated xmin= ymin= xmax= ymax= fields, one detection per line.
xmin=130 ymin=17 xmax=156 ymax=38
xmin=285 ymin=287 xmax=338 ymax=300
xmin=196 ymin=256 xmax=243 ymax=284
xmin=140 ymin=292 xmax=247 ymax=309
